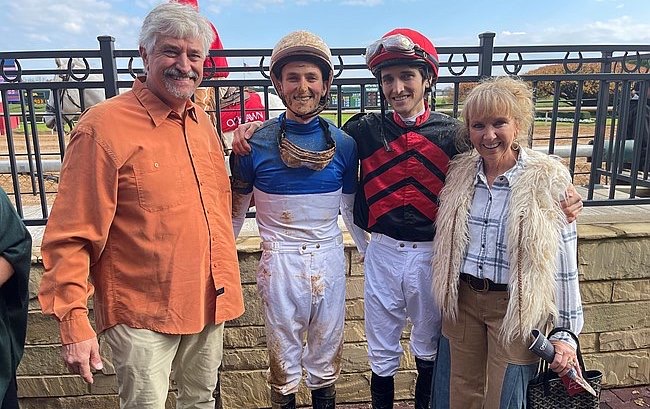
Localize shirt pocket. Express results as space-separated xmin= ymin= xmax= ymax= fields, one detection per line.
xmin=133 ymin=158 xmax=185 ymax=212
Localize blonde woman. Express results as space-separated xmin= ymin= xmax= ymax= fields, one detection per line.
xmin=432 ymin=77 xmax=584 ymax=408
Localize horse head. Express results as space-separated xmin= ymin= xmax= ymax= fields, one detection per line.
xmin=44 ymin=58 xmax=106 ymax=130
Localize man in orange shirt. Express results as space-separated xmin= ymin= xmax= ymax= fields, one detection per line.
xmin=38 ymin=3 xmax=244 ymax=409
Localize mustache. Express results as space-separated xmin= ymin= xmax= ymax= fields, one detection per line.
xmin=164 ymin=67 xmax=199 ymax=80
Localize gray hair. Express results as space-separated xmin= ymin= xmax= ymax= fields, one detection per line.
xmin=139 ymin=2 xmax=215 ymax=56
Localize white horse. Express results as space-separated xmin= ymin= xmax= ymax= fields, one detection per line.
xmin=43 ymin=58 xmax=105 ymax=130
xmin=44 ymin=58 xmax=285 ymax=150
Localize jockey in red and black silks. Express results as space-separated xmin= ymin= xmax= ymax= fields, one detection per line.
xmin=341 ymin=28 xmax=462 ymax=409
xmin=343 ymin=107 xmax=459 ymax=242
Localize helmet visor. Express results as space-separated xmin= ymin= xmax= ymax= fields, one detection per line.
xmin=365 ymin=34 xmax=438 ymax=72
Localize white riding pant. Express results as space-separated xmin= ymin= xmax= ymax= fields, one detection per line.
xmin=364 ymin=232 xmax=441 ymax=377
xmin=257 ymin=235 xmax=346 ymax=395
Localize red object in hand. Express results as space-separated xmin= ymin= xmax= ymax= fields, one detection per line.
xmin=561 ymin=374 xmax=587 ymax=396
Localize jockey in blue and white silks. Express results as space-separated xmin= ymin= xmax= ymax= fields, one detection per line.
xmin=230 ymin=114 xmax=357 ymax=243
xmin=229 ymin=112 xmax=360 ymax=399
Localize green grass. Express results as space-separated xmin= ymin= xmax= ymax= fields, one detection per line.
xmin=8 ymin=103 xmax=46 ymax=113
xmin=321 ymin=112 xmax=357 ymax=125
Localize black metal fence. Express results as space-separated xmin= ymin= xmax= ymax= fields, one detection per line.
xmin=1 ymin=33 xmax=649 ymax=225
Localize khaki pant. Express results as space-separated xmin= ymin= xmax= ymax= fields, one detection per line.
xmin=442 ymin=280 xmax=538 ymax=409
xmin=103 ymin=323 xmax=224 ymax=409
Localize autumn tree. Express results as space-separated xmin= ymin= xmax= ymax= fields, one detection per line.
xmin=525 ymin=63 xmax=605 ymax=106
xmin=525 ymin=60 xmax=648 ymax=106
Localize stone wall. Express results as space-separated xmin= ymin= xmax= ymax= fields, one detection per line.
xmin=17 ymin=221 xmax=650 ymax=408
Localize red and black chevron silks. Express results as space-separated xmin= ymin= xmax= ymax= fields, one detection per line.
xmin=343 ymin=111 xmax=460 ymax=242
xmin=363 ymin=132 xmax=450 ymax=227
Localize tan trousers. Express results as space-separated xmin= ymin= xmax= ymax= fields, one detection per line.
xmin=442 ymin=280 xmax=538 ymax=409
xmin=103 ymin=323 xmax=224 ymax=409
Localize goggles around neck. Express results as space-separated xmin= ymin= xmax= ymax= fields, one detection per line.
xmin=278 ymin=116 xmax=336 ymax=171
xmin=365 ymin=34 xmax=437 ymax=69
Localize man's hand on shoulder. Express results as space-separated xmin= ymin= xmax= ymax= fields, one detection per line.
xmin=62 ymin=337 xmax=103 ymax=384
xmin=560 ymin=184 xmax=583 ymax=223
xmin=232 ymin=121 xmax=263 ymax=155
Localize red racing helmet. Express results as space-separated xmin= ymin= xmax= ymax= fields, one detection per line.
xmin=365 ymin=28 xmax=439 ymax=80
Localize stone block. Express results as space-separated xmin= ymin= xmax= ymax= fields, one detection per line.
xmin=613 ymin=280 xmax=650 ymax=302
xmin=599 ymin=328 xmax=650 ymax=352
xmin=89 ymin=373 xmax=118 ymax=395
xmin=579 ymin=333 xmax=598 ymax=353
xmin=583 ymin=350 xmax=649 ymax=387
xmin=350 ymin=251 xmax=365 ymax=277
xmin=579 ymin=281 xmax=613 ymax=304
xmin=578 ymin=238 xmax=650 ymax=281
xmin=17 ymin=375 xmax=89 ymax=398
xmin=577 ymin=224 xmax=620 ymax=240
xmin=346 ymin=276 xmax=364 ymax=300
xmin=336 ymin=372 xmax=371 ymax=403
xmin=582 ymin=301 xmax=650 ymax=333
xmin=25 ymin=311 xmax=61 ymax=344
xmin=224 ymin=326 xmax=266 ymax=349
xmin=346 ymin=299 xmax=364 ymax=320
xmin=17 ymin=345 xmax=68 ymax=376
xmin=238 ymin=250 xmax=261 ymax=284
xmin=220 ymin=370 xmax=268 ymax=409
xmin=18 ymin=395 xmax=119 ymax=409
xmin=28 ymin=264 xmax=44 ymax=305
xmin=609 ymin=223 xmax=650 ymax=237
xmin=229 ymin=284 xmax=264 ymax=327
xmin=344 ymin=320 xmax=366 ymax=343
xmin=222 ymin=348 xmax=268 ymax=371
xmin=341 ymin=343 xmax=371 ymax=373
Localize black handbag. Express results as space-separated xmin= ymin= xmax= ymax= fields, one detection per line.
xmin=527 ymin=328 xmax=603 ymax=409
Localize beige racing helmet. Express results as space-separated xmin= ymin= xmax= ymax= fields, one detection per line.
xmin=269 ymin=31 xmax=334 ymax=117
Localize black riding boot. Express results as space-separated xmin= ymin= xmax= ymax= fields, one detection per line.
xmin=414 ymin=357 xmax=435 ymax=409
xmin=271 ymin=390 xmax=296 ymax=409
xmin=371 ymin=372 xmax=394 ymax=409
xmin=312 ymin=385 xmax=336 ymax=409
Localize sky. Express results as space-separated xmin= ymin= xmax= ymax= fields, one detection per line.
xmin=2 ymin=0 xmax=650 ymax=51
xmin=1 ymin=0 xmax=650 ymax=78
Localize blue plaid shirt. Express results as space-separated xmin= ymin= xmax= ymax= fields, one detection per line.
xmin=462 ymin=149 xmax=584 ymax=344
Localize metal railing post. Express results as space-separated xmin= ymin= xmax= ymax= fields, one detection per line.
xmin=478 ymin=32 xmax=496 ymax=78
xmin=98 ymin=36 xmax=119 ymax=98
xmin=588 ymin=50 xmax=613 ymax=199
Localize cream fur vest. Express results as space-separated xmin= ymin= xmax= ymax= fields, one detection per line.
xmin=432 ymin=148 xmax=571 ymax=344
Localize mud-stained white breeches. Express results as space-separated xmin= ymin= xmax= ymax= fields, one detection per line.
xmin=257 ymin=235 xmax=346 ymax=395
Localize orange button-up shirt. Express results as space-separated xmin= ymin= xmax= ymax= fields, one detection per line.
xmin=39 ymin=78 xmax=244 ymax=345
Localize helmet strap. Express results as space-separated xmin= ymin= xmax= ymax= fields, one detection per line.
xmin=376 ymin=72 xmax=393 ymax=152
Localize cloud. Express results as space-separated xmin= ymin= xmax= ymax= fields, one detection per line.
xmin=63 ymin=22 xmax=84 ymax=34
xmin=27 ymin=34 xmax=52 ymax=43
xmin=501 ymin=31 xmax=527 ymax=37
xmin=497 ymin=16 xmax=650 ymax=45
xmin=2 ymin=0 xmax=142 ymax=51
